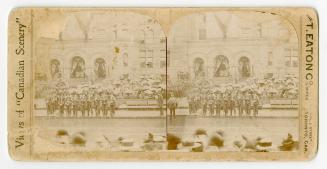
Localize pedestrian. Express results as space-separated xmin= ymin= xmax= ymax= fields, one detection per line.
xmin=59 ymin=99 xmax=65 ymax=117
xmin=223 ymin=96 xmax=229 ymax=117
xmin=208 ymin=96 xmax=215 ymax=117
xmin=202 ymin=97 xmax=207 ymax=117
xmin=167 ymin=93 xmax=178 ymax=120
xmin=237 ymin=93 xmax=244 ymax=117
xmin=215 ymin=94 xmax=220 ymax=117
xmin=102 ymin=98 xmax=108 ymax=117
xmin=245 ymin=93 xmax=251 ymax=116
xmin=252 ymin=93 xmax=259 ymax=117
xmin=229 ymin=96 xmax=236 ymax=117
xmin=109 ymin=95 xmax=116 ymax=117
xmin=65 ymin=97 xmax=72 ymax=117
xmin=95 ymin=98 xmax=101 ymax=117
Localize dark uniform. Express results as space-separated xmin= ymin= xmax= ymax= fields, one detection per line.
xmin=245 ymin=94 xmax=251 ymax=116
xmin=73 ymin=98 xmax=79 ymax=117
xmin=208 ymin=97 xmax=215 ymax=116
xmin=167 ymin=95 xmax=178 ymax=119
xmin=65 ymin=98 xmax=72 ymax=117
xmin=102 ymin=99 xmax=108 ymax=117
xmin=223 ymin=97 xmax=229 ymax=117
xmin=237 ymin=95 xmax=244 ymax=117
xmin=59 ymin=99 xmax=65 ymax=117
xmin=229 ymin=97 xmax=236 ymax=116
xmin=202 ymin=98 xmax=207 ymax=116
xmin=109 ymin=96 xmax=116 ymax=117
xmin=86 ymin=96 xmax=93 ymax=117
xmin=252 ymin=94 xmax=259 ymax=117
xmin=215 ymin=95 xmax=222 ymax=117
xmin=95 ymin=99 xmax=101 ymax=117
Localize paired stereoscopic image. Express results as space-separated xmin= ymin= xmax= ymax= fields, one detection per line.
xmin=33 ymin=10 xmax=299 ymax=154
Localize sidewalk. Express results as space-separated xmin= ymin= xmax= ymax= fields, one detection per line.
xmin=34 ymin=108 xmax=298 ymax=118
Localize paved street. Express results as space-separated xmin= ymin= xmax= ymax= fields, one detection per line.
xmin=34 ymin=109 xmax=298 ymax=152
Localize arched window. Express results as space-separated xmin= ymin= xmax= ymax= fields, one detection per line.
xmin=50 ymin=59 xmax=61 ymax=79
xmin=94 ymin=58 xmax=106 ymax=78
xmin=194 ymin=57 xmax=205 ymax=78
xmin=213 ymin=55 xmax=229 ymax=77
xmin=239 ymin=56 xmax=251 ymax=78
xmin=71 ymin=56 xmax=86 ymax=78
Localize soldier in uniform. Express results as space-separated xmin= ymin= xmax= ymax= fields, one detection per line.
xmin=52 ymin=94 xmax=59 ymax=115
xmin=86 ymin=94 xmax=93 ymax=117
xmin=81 ymin=94 xmax=87 ymax=117
xmin=215 ymin=93 xmax=223 ymax=117
xmin=102 ymin=96 xmax=108 ymax=117
xmin=223 ymin=94 xmax=229 ymax=117
xmin=202 ymin=95 xmax=207 ymax=117
xmin=59 ymin=98 xmax=65 ymax=117
xmin=236 ymin=93 xmax=243 ymax=117
xmin=195 ymin=95 xmax=201 ymax=114
xmin=228 ymin=95 xmax=236 ymax=117
xmin=95 ymin=97 xmax=101 ymax=117
xmin=72 ymin=95 xmax=79 ymax=117
xmin=109 ymin=94 xmax=116 ymax=117
xmin=167 ymin=93 xmax=178 ymax=120
xmin=46 ymin=95 xmax=52 ymax=116
xmin=208 ymin=95 xmax=215 ymax=117
xmin=252 ymin=93 xmax=259 ymax=117
xmin=245 ymin=93 xmax=251 ymax=116
xmin=65 ymin=96 xmax=72 ymax=117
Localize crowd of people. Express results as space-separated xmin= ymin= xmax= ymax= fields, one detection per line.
xmin=102 ymin=75 xmax=165 ymax=99
xmin=41 ymin=74 xmax=298 ymax=118
xmin=179 ymin=76 xmax=299 ymax=117
xmin=187 ymin=91 xmax=260 ymax=117
xmin=46 ymin=89 xmax=117 ymax=118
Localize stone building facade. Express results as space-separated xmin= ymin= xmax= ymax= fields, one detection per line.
xmin=167 ymin=12 xmax=299 ymax=83
xmin=35 ymin=12 xmax=166 ymax=84
xmin=35 ymin=11 xmax=299 ymax=85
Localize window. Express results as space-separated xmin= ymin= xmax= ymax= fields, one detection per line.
xmin=140 ymin=49 xmax=154 ymax=68
xmin=214 ymin=55 xmax=230 ymax=77
xmin=94 ymin=58 xmax=106 ymax=78
xmin=71 ymin=56 xmax=86 ymax=78
xmin=50 ymin=59 xmax=61 ymax=79
xmin=285 ymin=48 xmax=299 ymax=67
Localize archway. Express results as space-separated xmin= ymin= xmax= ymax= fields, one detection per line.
xmin=94 ymin=58 xmax=106 ymax=78
xmin=50 ymin=59 xmax=61 ymax=79
xmin=239 ymin=56 xmax=251 ymax=78
xmin=213 ymin=55 xmax=229 ymax=77
xmin=71 ymin=56 xmax=86 ymax=78
xmin=193 ymin=57 xmax=205 ymax=78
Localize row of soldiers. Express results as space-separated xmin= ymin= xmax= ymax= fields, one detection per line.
xmin=188 ymin=91 xmax=260 ymax=117
xmin=46 ymin=91 xmax=117 ymax=117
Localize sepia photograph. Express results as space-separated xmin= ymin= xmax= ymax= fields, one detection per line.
xmin=166 ymin=11 xmax=299 ymax=152
xmin=33 ymin=11 xmax=168 ymax=153
xmin=6 ymin=7 xmax=318 ymax=161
